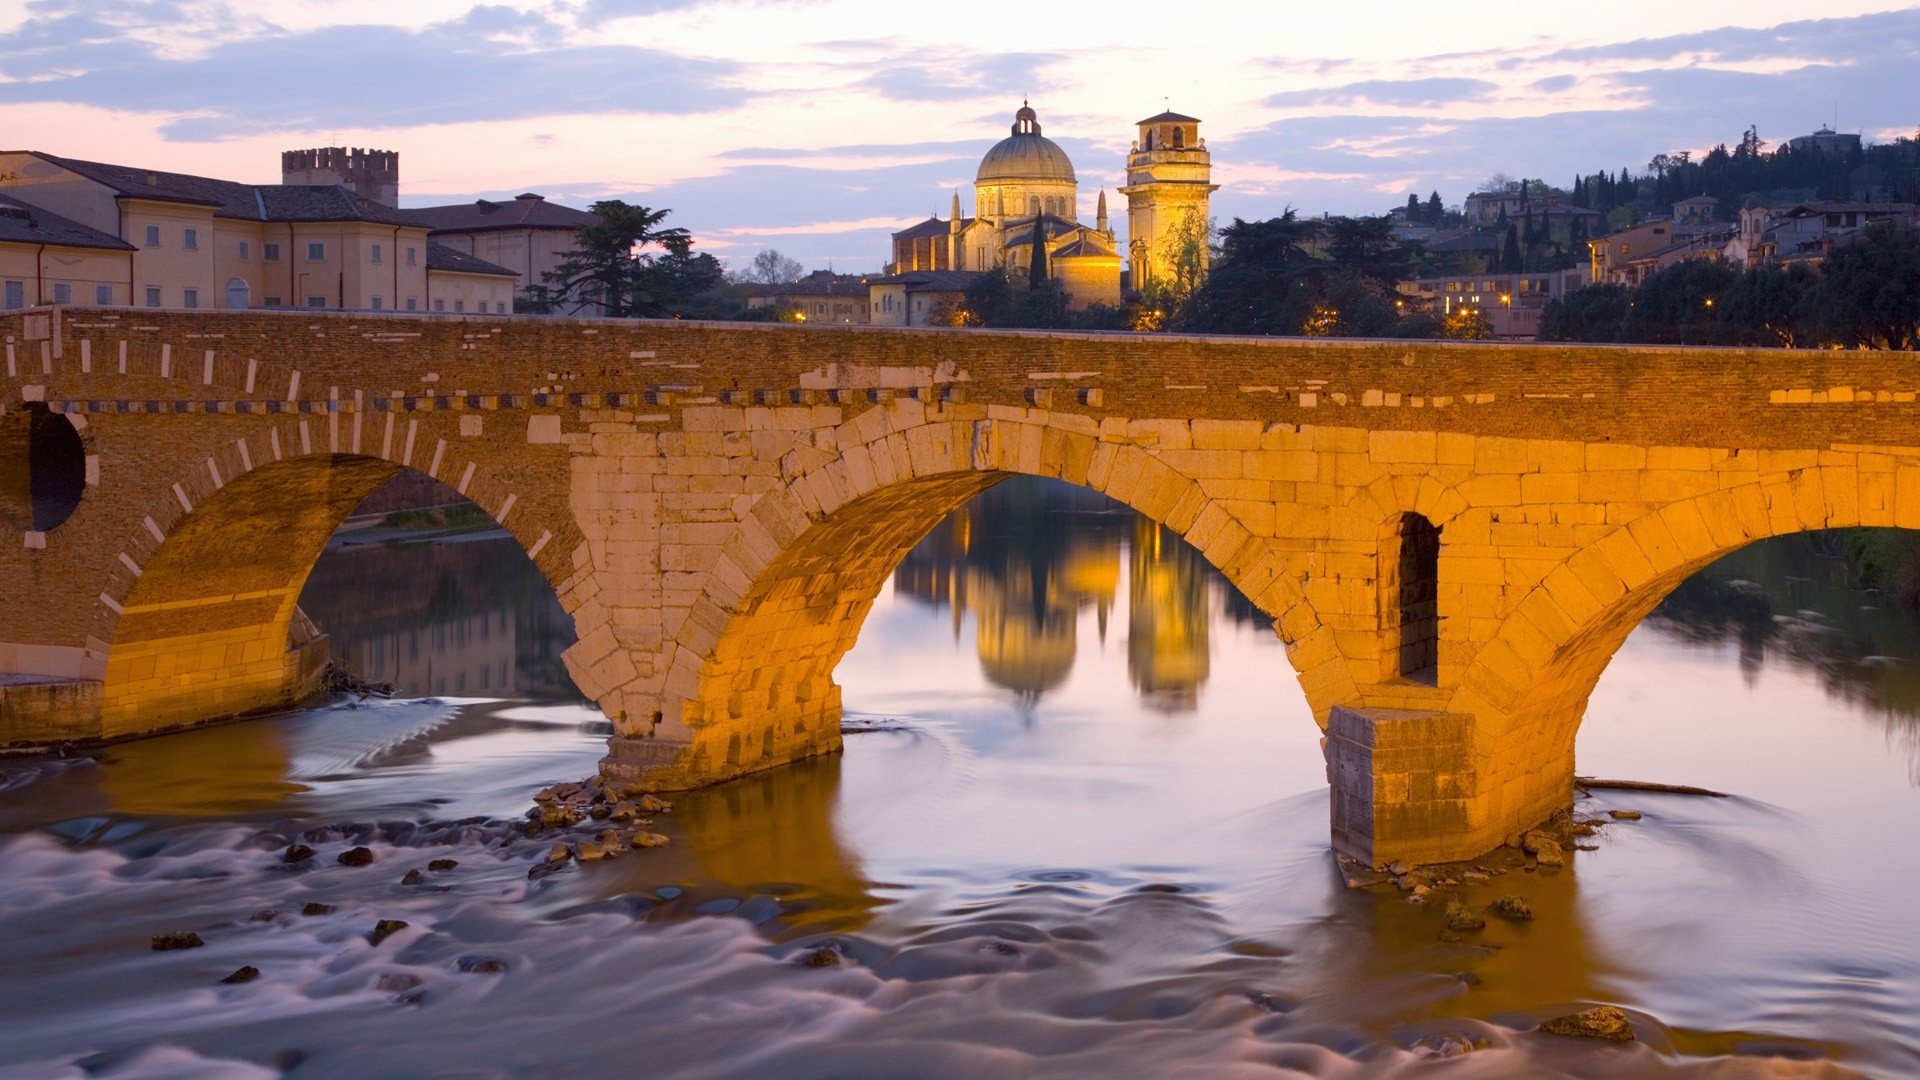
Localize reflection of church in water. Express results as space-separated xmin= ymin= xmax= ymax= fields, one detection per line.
xmin=892 ymin=479 xmax=1222 ymax=710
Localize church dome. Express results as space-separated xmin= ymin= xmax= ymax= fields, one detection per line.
xmin=977 ymin=104 xmax=1076 ymax=184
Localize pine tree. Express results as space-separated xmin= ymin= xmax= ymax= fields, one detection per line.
xmin=1501 ymin=225 xmax=1523 ymax=274
xmin=1426 ymin=191 xmax=1443 ymax=222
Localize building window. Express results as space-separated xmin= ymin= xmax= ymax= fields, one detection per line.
xmin=4 ymin=280 xmax=23 ymax=309
xmin=307 ymin=242 xmax=325 ymax=261
xmin=263 ymin=243 xmax=281 ymax=261
xmin=51 ymin=283 xmax=71 ymax=304
xmin=95 ymin=284 xmax=113 ymax=304
xmin=183 ymin=228 xmax=198 ymax=250
xmin=238 ymin=241 xmax=250 ymax=260
xmin=405 ymin=297 xmax=417 ymax=311
xmin=182 ymin=288 xmax=198 ymax=309
xmin=434 ymin=299 xmax=445 ymax=311
xmin=371 ymin=296 xmax=383 ymax=310
xmin=453 ymin=300 xmax=464 ymax=313
xmin=371 ymin=244 xmax=383 ymax=264
xmin=144 ymin=225 xmax=160 ymax=246
xmin=307 ymin=296 xmax=326 ymax=309
xmin=145 ymin=286 xmax=161 ymax=307
xmin=406 ymin=247 xmax=417 ymax=267
xmin=494 ymin=302 xmax=504 ymax=313
xmin=263 ymin=296 xmax=281 ymax=307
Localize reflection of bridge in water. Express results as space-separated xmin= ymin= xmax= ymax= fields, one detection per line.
xmin=299 ymin=532 xmax=576 ymax=700
xmin=1646 ymin=532 xmax=1920 ymax=782
xmin=14 ymin=305 xmax=1920 ymax=865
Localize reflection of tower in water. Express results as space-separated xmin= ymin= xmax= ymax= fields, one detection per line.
xmin=1128 ymin=518 xmax=1210 ymax=711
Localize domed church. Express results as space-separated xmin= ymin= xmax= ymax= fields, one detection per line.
xmin=871 ymin=103 xmax=1215 ymax=325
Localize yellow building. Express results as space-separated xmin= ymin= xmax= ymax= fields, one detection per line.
xmin=0 ymin=149 xmax=518 ymax=314
xmin=876 ymin=102 xmax=1227 ymax=318
xmin=1119 ymin=111 xmax=1219 ymax=297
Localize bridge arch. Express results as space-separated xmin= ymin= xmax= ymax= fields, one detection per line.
xmin=607 ymin=411 xmax=1370 ymax=789
xmin=89 ymin=418 xmax=584 ymax=738
xmin=1452 ymin=464 xmax=1913 ymax=833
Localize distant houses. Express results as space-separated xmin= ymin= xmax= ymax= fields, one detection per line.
xmin=0 ymin=146 xmax=608 ymax=316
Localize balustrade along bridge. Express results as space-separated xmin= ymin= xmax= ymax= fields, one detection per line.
xmin=2 ymin=306 xmax=1909 ymax=865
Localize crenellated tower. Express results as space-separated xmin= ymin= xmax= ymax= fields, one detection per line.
xmin=280 ymin=147 xmax=400 ymax=208
xmin=1118 ymin=111 xmax=1217 ymax=296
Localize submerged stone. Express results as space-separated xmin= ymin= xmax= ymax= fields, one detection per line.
xmin=337 ymin=846 xmax=374 ymax=867
xmin=282 ymin=844 xmax=315 ymax=864
xmin=150 ymin=931 xmax=203 ymax=950
xmin=428 ymin=858 xmax=458 ymax=872
xmin=1487 ymin=896 xmax=1533 ymax=921
xmin=1540 ymin=1005 xmax=1635 ymax=1041
xmin=221 ymin=965 xmax=261 ymax=984
xmin=366 ymin=919 xmax=409 ymax=946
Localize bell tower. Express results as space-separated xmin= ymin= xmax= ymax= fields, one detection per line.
xmin=1118 ymin=111 xmax=1217 ymax=295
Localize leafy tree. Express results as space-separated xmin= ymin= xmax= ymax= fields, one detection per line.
xmin=543 ymin=200 xmax=719 ymax=318
xmin=1619 ymin=258 xmax=1742 ymax=344
xmin=1176 ymin=212 xmax=1322 ymax=334
xmin=1538 ymin=283 xmax=1632 ymax=342
xmin=1443 ymin=307 xmax=1494 ymax=340
xmin=1718 ymin=263 xmax=1817 ymax=347
xmin=1152 ymin=208 xmax=1213 ymax=311
xmin=960 ymin=268 xmax=1016 ymax=327
xmin=1324 ymin=215 xmax=1413 ymax=286
xmin=1802 ymin=223 xmax=1920 ymax=349
xmin=740 ymin=249 xmax=804 ymax=285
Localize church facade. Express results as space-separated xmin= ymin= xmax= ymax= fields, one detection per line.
xmin=870 ymin=104 xmax=1215 ymax=325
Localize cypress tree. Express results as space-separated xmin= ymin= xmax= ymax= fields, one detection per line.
xmin=1029 ymin=216 xmax=1048 ymax=283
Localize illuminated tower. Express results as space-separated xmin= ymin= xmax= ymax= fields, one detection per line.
xmin=1119 ymin=110 xmax=1217 ymax=296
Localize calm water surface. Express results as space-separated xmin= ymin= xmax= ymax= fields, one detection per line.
xmin=1 ymin=479 xmax=1917 ymax=1078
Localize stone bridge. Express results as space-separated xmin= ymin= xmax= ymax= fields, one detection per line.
xmin=4 ymin=306 xmax=1915 ymax=866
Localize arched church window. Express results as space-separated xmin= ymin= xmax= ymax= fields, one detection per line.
xmin=1172 ymin=126 xmax=1184 ymax=149
xmin=1029 ymin=197 xmax=1040 ymax=215
xmin=1144 ymin=130 xmax=1154 ymax=151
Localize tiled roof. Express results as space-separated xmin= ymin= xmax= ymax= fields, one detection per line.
xmin=892 ymin=216 xmax=955 ymax=241
xmin=871 ymin=269 xmax=980 ymax=290
xmin=425 ymin=242 xmax=517 ymax=277
xmin=400 ymin=194 xmax=601 ymax=233
xmin=1138 ymin=111 xmax=1201 ymax=124
xmin=34 ymin=153 xmax=417 ymax=224
xmin=0 ymin=192 xmax=134 ymax=251
xmin=1050 ymin=239 xmax=1116 ymax=258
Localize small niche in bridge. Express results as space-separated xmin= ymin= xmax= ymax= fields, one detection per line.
xmin=0 ymin=403 xmax=86 ymax=534
xmin=1382 ymin=512 xmax=1441 ymax=685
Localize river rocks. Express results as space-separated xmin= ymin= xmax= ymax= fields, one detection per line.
xmin=151 ymin=931 xmax=204 ymax=950
xmin=1411 ymin=1033 xmax=1474 ymax=1059
xmin=1539 ymin=1005 xmax=1635 ymax=1041
xmin=366 ymin=919 xmax=409 ymax=946
xmin=250 ymin=909 xmax=278 ymax=922
xmin=528 ymin=805 xmax=584 ymax=829
xmin=428 ymin=858 xmax=458 ymax=872
xmin=337 ymin=846 xmax=375 ymax=867
xmin=1531 ymin=840 xmax=1566 ymax=868
xmin=576 ymin=831 xmax=623 ymax=861
xmin=301 ymin=902 xmax=334 ymax=916
xmin=799 ymin=944 xmax=843 ymax=967
xmin=1487 ymin=896 xmax=1533 ymax=921
xmin=221 ymin=966 xmax=261 ymax=984
xmin=282 ymin=844 xmax=315 ymax=864
xmin=638 ymin=794 xmax=673 ymax=814
xmin=1245 ymin=990 xmax=1296 ymax=1014
xmin=1608 ymin=810 xmax=1643 ymax=821
xmin=1444 ymin=900 xmax=1485 ymax=933
xmin=546 ymin=842 xmax=572 ymax=862
xmin=630 ymin=831 xmax=670 ymax=850
xmin=400 ymin=869 xmax=424 ymax=885
xmin=375 ymin=973 xmax=422 ymax=992
xmin=1406 ymin=884 xmax=1433 ymax=904
xmin=457 ymin=956 xmax=507 ymax=974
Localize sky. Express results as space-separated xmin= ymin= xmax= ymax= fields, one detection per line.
xmin=1 ymin=0 xmax=1917 ymax=272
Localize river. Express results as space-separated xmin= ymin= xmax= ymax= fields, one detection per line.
xmin=0 ymin=478 xmax=1915 ymax=1077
